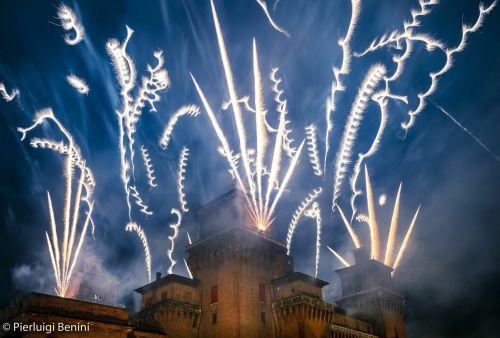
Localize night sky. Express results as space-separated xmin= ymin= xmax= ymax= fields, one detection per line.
xmin=1 ymin=1 xmax=500 ymax=337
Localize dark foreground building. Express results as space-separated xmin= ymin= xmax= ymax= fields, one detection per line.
xmin=1 ymin=189 xmax=407 ymax=337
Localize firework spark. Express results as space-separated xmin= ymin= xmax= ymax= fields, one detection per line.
xmin=324 ymin=0 xmax=361 ymax=174
xmin=326 ymin=245 xmax=351 ymax=268
xmin=384 ymin=183 xmax=402 ymax=266
xmin=140 ymin=145 xmax=157 ymax=189
xmin=126 ymin=222 xmax=152 ymax=282
xmin=392 ymin=206 xmax=420 ymax=273
xmin=193 ymin=1 xmax=304 ymax=230
xmin=0 ymin=81 xmax=20 ymax=102
xmin=255 ymin=0 xmax=290 ymax=37
xmin=167 ymin=208 xmax=182 ymax=275
xmin=304 ymin=202 xmax=322 ymax=277
xmin=159 ymin=105 xmax=200 ymax=151
xmin=305 ymin=124 xmax=323 ymax=176
xmin=57 ymin=4 xmax=85 ymax=45
xmin=435 ymin=104 xmax=500 ymax=163
xmin=286 ymin=187 xmax=322 ymax=255
xmin=332 ymin=64 xmax=386 ymax=213
xmin=337 ymin=204 xmax=361 ymax=249
xmin=66 ymin=75 xmax=89 ymax=95
xmin=18 ymin=108 xmax=95 ymax=297
xmin=177 ymin=147 xmax=190 ymax=213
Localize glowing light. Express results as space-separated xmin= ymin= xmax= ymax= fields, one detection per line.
xmin=57 ymin=4 xmax=85 ymax=45
xmin=378 ymin=194 xmax=387 ymax=206
xmin=159 ymin=105 xmax=200 ymax=151
xmin=0 ymin=81 xmax=19 ymax=102
xmin=184 ymin=258 xmax=193 ymax=279
xmin=177 ymin=147 xmax=190 ymax=213
xmin=326 ymin=246 xmax=351 ymax=268
xmin=167 ymin=208 xmax=182 ymax=275
xmin=66 ymin=75 xmax=89 ymax=95
xmin=255 ymin=0 xmax=290 ymax=37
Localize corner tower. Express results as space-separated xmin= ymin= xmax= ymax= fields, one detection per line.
xmin=335 ymin=248 xmax=407 ymax=338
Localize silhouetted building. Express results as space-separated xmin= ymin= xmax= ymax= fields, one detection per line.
xmin=0 ymin=188 xmax=407 ymax=337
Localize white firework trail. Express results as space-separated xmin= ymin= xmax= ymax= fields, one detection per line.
xmin=286 ymin=187 xmax=322 ymax=255
xmin=167 ymin=208 xmax=182 ymax=275
xmin=392 ymin=206 xmax=421 ymax=273
xmin=364 ymin=165 xmax=381 ymax=260
xmin=57 ymin=4 xmax=85 ymax=45
xmin=177 ymin=147 xmax=190 ymax=213
xmin=332 ymin=64 xmax=386 ymax=213
xmin=435 ymin=104 xmax=500 ymax=163
xmin=186 ymin=231 xmax=192 ymax=245
xmin=18 ymin=108 xmax=95 ymax=297
xmin=107 ymin=25 xmax=169 ymax=219
xmin=337 ymin=204 xmax=361 ymax=249
xmin=305 ymin=124 xmax=323 ymax=176
xmin=378 ymin=194 xmax=387 ymax=206
xmin=326 ymin=245 xmax=351 ymax=268
xmin=129 ymin=185 xmax=153 ymax=216
xmin=126 ymin=222 xmax=152 ymax=282
xmin=184 ymin=258 xmax=193 ymax=279
xmin=304 ymin=202 xmax=322 ymax=277
xmin=349 ymin=95 xmax=388 ymax=221
xmin=384 ymin=183 xmax=402 ymax=266
xmin=324 ymin=0 xmax=361 ymax=174
xmin=0 ymin=81 xmax=20 ymax=102
xmin=66 ymin=74 xmax=89 ymax=95
xmin=255 ymin=0 xmax=290 ymax=37
xmin=193 ymin=2 xmax=305 ymax=230
xmin=159 ymin=105 xmax=200 ymax=151
xmin=140 ymin=145 xmax=157 ymax=189
xmin=355 ymin=0 xmax=496 ymax=131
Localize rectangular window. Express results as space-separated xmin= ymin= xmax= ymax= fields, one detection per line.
xmin=258 ymin=283 xmax=265 ymax=303
xmin=260 ymin=310 xmax=266 ymax=323
xmin=212 ymin=312 xmax=217 ymax=324
xmin=211 ymin=285 xmax=218 ymax=304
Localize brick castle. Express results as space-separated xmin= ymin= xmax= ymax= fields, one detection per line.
xmin=1 ymin=189 xmax=407 ymax=337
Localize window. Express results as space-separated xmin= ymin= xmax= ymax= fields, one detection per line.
xmin=211 ymin=285 xmax=218 ymax=304
xmin=260 ymin=310 xmax=266 ymax=323
xmin=258 ymin=283 xmax=265 ymax=303
xmin=192 ymin=314 xmax=198 ymax=328
xmin=212 ymin=312 xmax=217 ymax=324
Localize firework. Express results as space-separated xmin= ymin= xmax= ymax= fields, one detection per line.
xmin=159 ymin=105 xmax=200 ymax=151
xmin=126 ymin=222 xmax=152 ymax=282
xmin=332 ymin=64 xmax=386 ymax=213
xmin=286 ymin=187 xmax=322 ymax=255
xmin=326 ymin=246 xmax=351 ymax=268
xmin=304 ymin=202 xmax=322 ymax=277
xmin=192 ymin=1 xmax=304 ymax=230
xmin=57 ymin=4 xmax=84 ymax=45
xmin=0 ymin=81 xmax=19 ymax=102
xmin=140 ymin=145 xmax=157 ymax=189
xmin=255 ymin=0 xmax=290 ymax=37
xmin=18 ymin=108 xmax=95 ymax=296
xmin=305 ymin=124 xmax=323 ymax=176
xmin=66 ymin=75 xmax=89 ymax=95
xmin=167 ymin=208 xmax=182 ymax=275
xmin=384 ymin=183 xmax=402 ymax=266
xmin=177 ymin=147 xmax=190 ymax=213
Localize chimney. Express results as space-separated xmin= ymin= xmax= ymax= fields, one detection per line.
xmin=156 ymin=272 xmax=161 ymax=281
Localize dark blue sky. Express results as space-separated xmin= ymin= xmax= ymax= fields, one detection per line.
xmin=1 ymin=1 xmax=500 ymax=336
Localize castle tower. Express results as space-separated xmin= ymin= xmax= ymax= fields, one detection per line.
xmin=186 ymin=188 xmax=293 ymax=338
xmin=335 ymin=248 xmax=407 ymax=338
